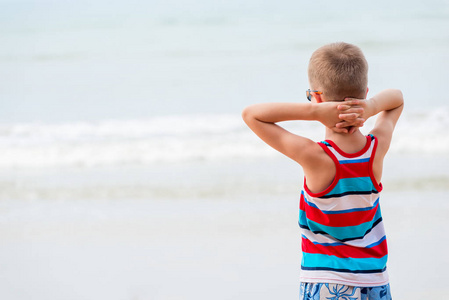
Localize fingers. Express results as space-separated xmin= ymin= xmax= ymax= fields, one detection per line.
xmin=338 ymin=106 xmax=365 ymax=128
xmin=349 ymin=126 xmax=358 ymax=134
xmin=338 ymin=106 xmax=364 ymax=114
xmin=340 ymin=119 xmax=365 ymax=127
xmin=336 ymin=118 xmax=365 ymax=128
xmin=337 ymin=104 xmax=351 ymax=110
xmin=343 ymin=99 xmax=360 ymax=106
xmin=339 ymin=112 xmax=362 ymax=120
xmin=332 ymin=98 xmax=366 ymax=134
xmin=331 ymin=126 xmax=349 ymax=134
xmin=332 ymin=125 xmax=362 ymax=134
xmin=338 ymin=98 xmax=366 ymax=111
xmin=339 ymin=114 xmax=365 ymax=128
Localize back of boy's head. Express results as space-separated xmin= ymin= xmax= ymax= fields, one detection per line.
xmin=308 ymin=42 xmax=368 ymax=101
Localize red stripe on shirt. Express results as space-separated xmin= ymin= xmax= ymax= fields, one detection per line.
xmin=300 ymin=196 xmax=379 ymax=227
xmin=339 ymin=161 xmax=370 ymax=179
xmin=301 ymin=236 xmax=388 ymax=259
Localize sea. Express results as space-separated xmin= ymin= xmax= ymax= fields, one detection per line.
xmin=1 ymin=0 xmax=449 ymax=299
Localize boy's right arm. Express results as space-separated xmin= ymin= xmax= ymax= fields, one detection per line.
xmin=241 ymin=102 xmax=362 ymax=166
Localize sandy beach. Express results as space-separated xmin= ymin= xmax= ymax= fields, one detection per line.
xmin=0 ymin=156 xmax=448 ymax=299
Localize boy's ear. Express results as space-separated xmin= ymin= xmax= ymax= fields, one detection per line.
xmin=366 ymin=87 xmax=369 ymax=98
xmin=314 ymin=92 xmax=324 ymax=103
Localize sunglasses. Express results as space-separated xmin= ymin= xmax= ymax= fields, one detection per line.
xmin=306 ymin=89 xmax=323 ymax=101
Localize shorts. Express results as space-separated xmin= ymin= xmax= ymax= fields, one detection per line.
xmin=300 ymin=282 xmax=392 ymax=300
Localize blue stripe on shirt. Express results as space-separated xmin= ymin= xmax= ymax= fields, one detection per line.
xmin=327 ymin=177 xmax=375 ymax=196
xmin=301 ymin=252 xmax=388 ymax=273
xmin=299 ymin=208 xmax=382 ymax=241
xmin=339 ymin=158 xmax=371 ymax=164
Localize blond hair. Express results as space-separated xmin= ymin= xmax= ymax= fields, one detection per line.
xmin=308 ymin=42 xmax=368 ymax=101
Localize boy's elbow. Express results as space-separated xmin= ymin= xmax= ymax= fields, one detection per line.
xmin=241 ymin=105 xmax=255 ymax=123
xmin=386 ymin=89 xmax=404 ymax=108
xmin=241 ymin=107 xmax=249 ymax=122
xmin=242 ymin=104 xmax=271 ymax=125
xmin=393 ymin=89 xmax=404 ymax=104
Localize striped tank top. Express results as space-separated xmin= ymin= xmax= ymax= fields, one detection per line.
xmin=299 ymin=134 xmax=389 ymax=287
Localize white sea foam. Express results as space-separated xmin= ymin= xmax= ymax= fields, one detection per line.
xmin=0 ymin=108 xmax=448 ymax=169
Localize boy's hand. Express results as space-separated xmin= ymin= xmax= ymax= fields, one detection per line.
xmin=335 ymin=99 xmax=367 ymax=134
xmin=316 ymin=101 xmax=364 ymax=134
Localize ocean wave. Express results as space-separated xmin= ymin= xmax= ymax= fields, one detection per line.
xmin=0 ymin=108 xmax=448 ymax=169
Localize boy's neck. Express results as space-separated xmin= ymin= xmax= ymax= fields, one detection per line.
xmin=324 ymin=127 xmax=367 ymax=153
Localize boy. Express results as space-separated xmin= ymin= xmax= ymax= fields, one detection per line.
xmin=242 ymin=42 xmax=403 ymax=300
